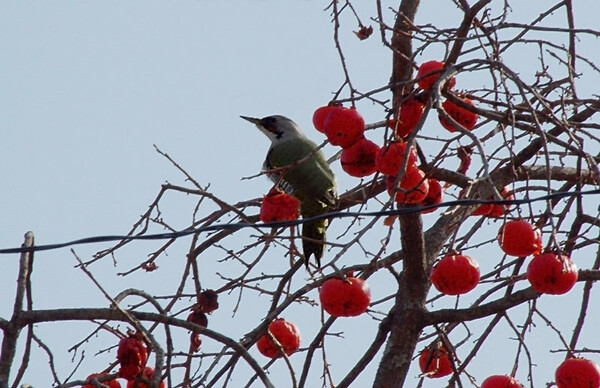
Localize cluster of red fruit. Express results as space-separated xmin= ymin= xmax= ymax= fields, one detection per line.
xmin=256 ymin=273 xmax=371 ymax=358
xmin=419 ymin=343 xmax=600 ymax=388
xmin=116 ymin=333 xmax=162 ymax=388
xmin=81 ymin=332 xmax=162 ymax=388
xmin=187 ymin=289 xmax=219 ymax=352
xmin=388 ymin=61 xmax=478 ymax=137
xmin=424 ymin=218 xmax=587 ymax=384
xmin=413 ymin=60 xmax=478 ymax=134
xmin=306 ymin=60 xmax=484 ymax=211
xmin=386 ymin=60 xmax=478 ymax=140
xmin=312 ymin=104 xmax=444 ymax=212
xmin=429 ymin=219 xmax=578 ymax=297
xmin=81 ymin=367 xmax=160 ymax=388
xmin=499 ymin=220 xmax=578 ymax=295
xmin=312 ymin=104 xmax=380 ymax=178
xmin=116 ymin=333 xmax=149 ymax=381
xmin=82 ymin=291 xmax=218 ymax=388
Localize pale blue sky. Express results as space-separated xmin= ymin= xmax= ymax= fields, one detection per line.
xmin=1 ymin=1 xmax=599 ymax=387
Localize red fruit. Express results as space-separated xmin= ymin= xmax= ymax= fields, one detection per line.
xmin=487 ymin=186 xmax=514 ymax=217
xmin=126 ymin=367 xmax=164 ymax=388
xmin=430 ymin=253 xmax=480 ymax=295
xmin=256 ymin=318 xmax=301 ymax=358
xmin=323 ymin=106 xmax=365 ymax=148
xmin=472 ymin=202 xmax=493 ymax=216
xmin=418 ymin=345 xmax=453 ymax=378
xmin=386 ymin=168 xmax=429 ymax=204
xmin=117 ymin=333 xmax=148 ymax=380
xmin=319 ymin=276 xmax=371 ymax=317
xmin=470 ymin=186 xmax=513 ymax=217
xmin=375 ymin=142 xmax=418 ymax=176
xmin=498 ymin=220 xmax=542 ymax=257
xmin=416 ymin=60 xmax=456 ymax=91
xmin=340 ymin=138 xmax=380 ymax=178
xmin=527 ymin=253 xmax=578 ymax=295
xmin=457 ymin=188 xmax=488 ymax=216
xmin=481 ymin=375 xmax=524 ymax=388
xmin=439 ymin=97 xmax=478 ymax=132
xmin=389 ymin=98 xmax=425 ymax=137
xmin=419 ymin=178 xmax=443 ymax=214
xmin=83 ymin=373 xmax=121 ymax=388
xmin=312 ymin=105 xmax=340 ymax=133
xmin=555 ymin=357 xmax=600 ymax=388
xmin=259 ymin=189 xmax=300 ymax=222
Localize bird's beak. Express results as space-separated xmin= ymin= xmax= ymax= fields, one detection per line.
xmin=240 ymin=116 xmax=261 ymax=125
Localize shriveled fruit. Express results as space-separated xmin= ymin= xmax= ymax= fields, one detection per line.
xmin=555 ymin=357 xmax=600 ymax=388
xmin=481 ymin=375 xmax=524 ymax=388
xmin=386 ymin=168 xmax=429 ymax=204
xmin=323 ymin=106 xmax=365 ymax=148
xmin=196 ymin=289 xmax=219 ymax=314
xmin=259 ymin=188 xmax=300 ymax=222
xmin=418 ymin=345 xmax=453 ymax=378
xmin=376 ymin=141 xmax=418 ymax=176
xmin=498 ymin=220 xmax=542 ymax=257
xmin=340 ymin=138 xmax=380 ymax=178
xmin=526 ymin=253 xmax=578 ymax=295
xmin=430 ymin=253 xmax=480 ymax=295
xmin=417 ymin=60 xmax=456 ymax=91
xmin=126 ymin=367 xmax=164 ymax=388
xmin=83 ymin=373 xmax=121 ymax=388
xmin=256 ymin=318 xmax=301 ymax=358
xmin=187 ymin=310 xmax=208 ymax=352
xmin=389 ymin=98 xmax=425 ymax=137
xmin=319 ymin=276 xmax=371 ymax=317
xmin=117 ymin=332 xmax=148 ymax=380
xmin=419 ymin=178 xmax=443 ymax=214
xmin=190 ymin=332 xmax=202 ymax=352
xmin=187 ymin=311 xmax=208 ymax=327
xmin=439 ymin=97 xmax=478 ymax=132
xmin=354 ymin=25 xmax=373 ymax=40
xmin=456 ymin=145 xmax=473 ymax=176
xmin=312 ymin=105 xmax=341 ymax=133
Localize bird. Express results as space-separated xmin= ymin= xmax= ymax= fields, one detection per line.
xmin=241 ymin=115 xmax=338 ymax=267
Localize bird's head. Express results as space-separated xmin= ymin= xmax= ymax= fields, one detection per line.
xmin=241 ymin=115 xmax=306 ymax=143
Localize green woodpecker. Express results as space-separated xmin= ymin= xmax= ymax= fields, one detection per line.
xmin=241 ymin=115 xmax=338 ymax=267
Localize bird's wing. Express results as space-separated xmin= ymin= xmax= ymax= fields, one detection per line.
xmin=266 ymin=140 xmax=337 ymax=208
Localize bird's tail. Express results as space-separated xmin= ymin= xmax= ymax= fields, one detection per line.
xmin=302 ymin=218 xmax=328 ymax=268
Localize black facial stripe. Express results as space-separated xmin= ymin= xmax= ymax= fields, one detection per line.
xmin=260 ymin=116 xmax=283 ymax=138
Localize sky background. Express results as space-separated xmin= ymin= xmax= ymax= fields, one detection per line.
xmin=1 ymin=1 xmax=599 ymax=387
